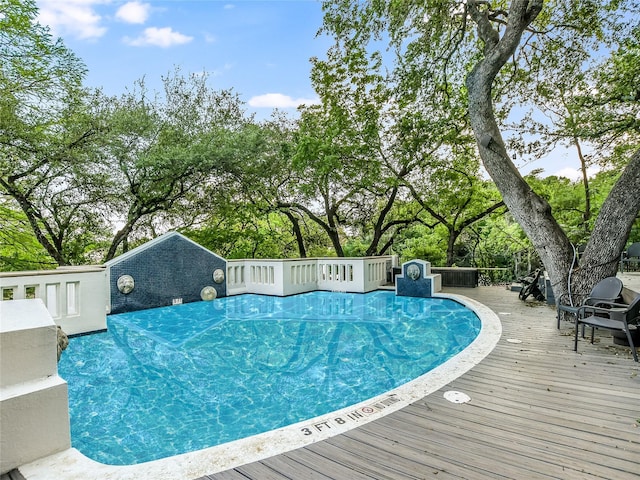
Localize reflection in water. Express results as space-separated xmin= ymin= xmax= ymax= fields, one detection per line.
xmin=59 ymin=291 xmax=480 ymax=465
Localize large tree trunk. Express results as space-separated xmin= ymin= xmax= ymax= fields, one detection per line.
xmin=575 ymin=149 xmax=640 ymax=277
xmin=554 ymin=150 xmax=640 ymax=305
xmin=1 ymin=180 xmax=69 ymax=266
xmin=105 ymin=220 xmax=136 ymax=262
xmin=466 ymin=1 xmax=640 ymax=303
xmin=466 ymin=1 xmax=580 ymax=300
xmin=365 ymin=187 xmax=398 ymax=257
xmin=445 ymin=229 xmax=459 ymax=267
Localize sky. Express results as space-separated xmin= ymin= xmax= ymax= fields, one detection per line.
xmin=35 ymin=0 xmax=328 ymax=116
xmin=34 ymin=0 xmax=587 ymax=180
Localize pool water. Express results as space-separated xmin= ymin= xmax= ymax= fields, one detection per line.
xmin=58 ymin=290 xmax=481 ymax=465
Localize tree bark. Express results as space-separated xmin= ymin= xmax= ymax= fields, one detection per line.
xmin=576 ymin=149 xmax=640 ymax=269
xmin=365 ymin=186 xmax=399 ymax=256
xmin=277 ymin=201 xmax=345 ymax=257
xmin=573 ymin=137 xmax=591 ymax=231
xmin=466 ymin=1 xmax=640 ymax=303
xmin=282 ymin=210 xmax=307 ymax=258
xmin=466 ymin=0 xmax=574 ymax=299
xmin=0 ymin=179 xmax=69 ymax=266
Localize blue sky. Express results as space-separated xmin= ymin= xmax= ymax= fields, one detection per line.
xmin=35 ymin=0 xmax=329 ymax=118
xmin=34 ymin=0 xmax=588 ymax=180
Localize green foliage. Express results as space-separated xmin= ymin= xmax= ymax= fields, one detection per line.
xmin=2 ymin=0 xmax=637 ymax=278
xmin=575 ymin=22 xmax=640 ymax=148
xmin=99 ymin=70 xmax=250 ymax=261
xmin=0 ymin=200 xmax=56 ymax=270
xmin=183 ymin=209 xmax=334 ymax=260
xmin=391 ymin=223 xmax=447 ymax=266
xmin=471 ymin=214 xmax=539 ymax=278
xmin=526 ymin=168 xmax=640 ymax=245
xmin=0 ymin=0 xmax=86 ymax=100
xmin=317 ymin=0 xmax=640 ymax=298
xmin=0 ymin=0 xmax=111 ymax=266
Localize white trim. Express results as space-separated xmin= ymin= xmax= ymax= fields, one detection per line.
xmin=104 ymin=232 xmax=225 ymax=266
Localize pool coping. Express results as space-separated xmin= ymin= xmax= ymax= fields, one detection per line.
xmin=18 ymin=293 xmax=502 ymax=480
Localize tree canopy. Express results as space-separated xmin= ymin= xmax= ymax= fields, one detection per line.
xmin=2 ymin=0 xmax=639 ymax=299
xmin=317 ymin=0 xmax=640 ymax=299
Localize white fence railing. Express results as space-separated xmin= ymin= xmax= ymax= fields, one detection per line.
xmin=317 ymin=256 xmax=390 ymax=292
xmin=1 ymin=257 xmax=398 ymax=334
xmin=227 ymin=256 xmax=395 ymax=296
xmin=0 ymin=267 xmax=107 ymax=335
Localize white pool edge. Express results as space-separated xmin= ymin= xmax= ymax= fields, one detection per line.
xmin=18 ymin=293 xmax=502 ymax=480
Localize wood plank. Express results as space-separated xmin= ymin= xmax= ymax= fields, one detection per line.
xmin=252 ymin=454 xmax=335 ymax=480
xmin=277 ymin=448 xmax=379 ymax=480
xmin=398 ymin=399 xmax=640 ymax=460
xmin=383 ymin=403 xmax=639 ymax=475
xmin=203 ymin=286 xmax=640 ymax=480
xmin=303 ymin=441 xmax=467 ymax=480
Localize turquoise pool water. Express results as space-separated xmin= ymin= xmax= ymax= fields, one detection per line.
xmin=58 ymin=290 xmax=481 ymax=465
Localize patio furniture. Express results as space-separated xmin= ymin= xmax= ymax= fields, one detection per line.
xmin=620 ymin=242 xmax=640 ymax=272
xmin=556 ymin=276 xmax=623 ymax=329
xmin=574 ymin=287 xmax=640 ymax=362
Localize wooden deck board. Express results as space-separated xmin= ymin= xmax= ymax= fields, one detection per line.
xmin=276 ymin=448 xmax=379 ymax=480
xmin=346 ymin=420 xmax=569 ymax=480
xmin=400 ymin=398 xmax=639 ymax=460
xmin=198 ymin=286 xmax=640 ymax=480
xmin=302 ymin=441 xmax=457 ymax=480
xmin=386 ymin=403 xmax=638 ymax=475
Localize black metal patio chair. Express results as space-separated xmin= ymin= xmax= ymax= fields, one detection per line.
xmin=556 ymin=276 xmax=623 ymax=329
xmin=574 ymin=287 xmax=640 ymax=362
xmin=620 ymin=242 xmax=640 ymax=272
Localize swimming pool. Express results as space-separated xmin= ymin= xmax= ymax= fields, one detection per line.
xmin=58 ymin=290 xmax=481 ymax=465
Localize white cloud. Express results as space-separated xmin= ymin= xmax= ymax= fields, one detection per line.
xmin=553 ymin=168 xmax=582 ymax=181
xmin=124 ymin=27 xmax=193 ymax=47
xmin=37 ymin=0 xmax=108 ymax=40
xmin=553 ymin=166 xmax=600 ymax=181
xmin=248 ymin=93 xmax=320 ymax=109
xmin=116 ymin=1 xmax=151 ymax=24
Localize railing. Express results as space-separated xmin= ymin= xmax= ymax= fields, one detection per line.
xmin=227 ymin=257 xmax=395 ymax=296
xmin=0 ymin=266 xmax=107 ymax=335
xmin=283 ymin=259 xmax=319 ymax=295
xmin=476 ymin=267 xmax=513 ymax=286
xmin=226 ymin=260 xmax=247 ymax=296
xmin=317 ymin=260 xmax=356 ymax=291
xmin=1 ymin=257 xmax=398 ymax=335
xmin=245 ymin=260 xmax=281 ymax=296
xmin=316 ymin=256 xmax=391 ymax=293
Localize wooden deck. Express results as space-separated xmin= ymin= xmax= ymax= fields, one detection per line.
xmin=198 ymin=286 xmax=640 ymax=480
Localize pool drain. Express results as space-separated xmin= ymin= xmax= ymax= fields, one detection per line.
xmin=443 ymin=391 xmax=471 ymax=404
